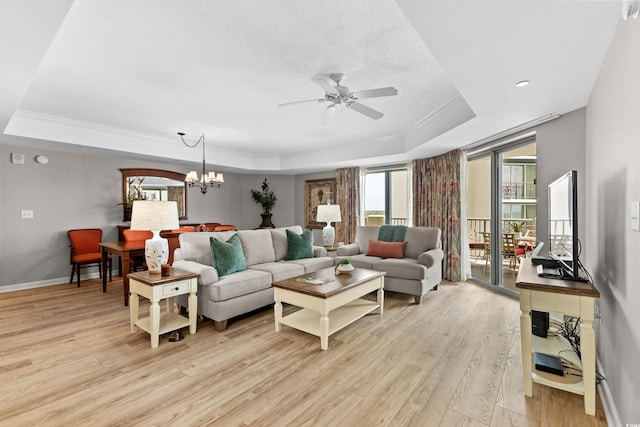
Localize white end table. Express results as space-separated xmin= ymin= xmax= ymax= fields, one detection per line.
xmin=128 ymin=268 xmax=199 ymax=348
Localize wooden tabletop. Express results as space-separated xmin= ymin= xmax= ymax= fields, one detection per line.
xmin=100 ymin=240 xmax=146 ymax=252
xmin=127 ymin=267 xmax=199 ymax=285
xmin=272 ymin=267 xmax=385 ymax=299
xmin=516 ymin=259 xmax=600 ymax=298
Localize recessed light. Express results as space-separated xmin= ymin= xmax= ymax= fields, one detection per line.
xmin=516 ymin=80 xmax=530 ymax=88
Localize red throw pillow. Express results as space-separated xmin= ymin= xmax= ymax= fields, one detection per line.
xmin=366 ymin=240 xmax=407 ymax=259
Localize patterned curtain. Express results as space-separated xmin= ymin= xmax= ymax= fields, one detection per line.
xmin=412 ymin=150 xmax=462 ymax=281
xmin=335 ymin=167 xmax=360 ymax=245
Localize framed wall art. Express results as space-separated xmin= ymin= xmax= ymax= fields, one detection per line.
xmin=304 ymin=178 xmax=336 ymax=228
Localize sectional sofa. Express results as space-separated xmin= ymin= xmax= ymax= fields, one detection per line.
xmin=172 ymin=225 xmax=333 ymax=331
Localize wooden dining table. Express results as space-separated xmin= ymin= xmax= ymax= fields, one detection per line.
xmin=100 ymin=240 xmax=146 ymax=306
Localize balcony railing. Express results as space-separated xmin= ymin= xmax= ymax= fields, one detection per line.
xmin=502 ymin=181 xmax=536 ymax=200
xmin=467 ymin=218 xmax=536 ymax=242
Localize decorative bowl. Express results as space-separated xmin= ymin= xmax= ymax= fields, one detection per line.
xmin=336 ymin=263 xmax=355 ymax=272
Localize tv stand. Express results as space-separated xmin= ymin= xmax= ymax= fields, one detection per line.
xmin=516 ymin=259 xmax=600 ymax=416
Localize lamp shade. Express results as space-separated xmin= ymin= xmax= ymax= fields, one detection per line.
xmin=316 ymin=204 xmax=341 ymax=224
xmin=130 ymin=201 xmax=180 ymax=231
xmin=129 ymin=201 xmax=180 ymax=273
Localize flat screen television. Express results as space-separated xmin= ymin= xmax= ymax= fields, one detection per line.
xmin=547 ymin=170 xmax=582 ymax=280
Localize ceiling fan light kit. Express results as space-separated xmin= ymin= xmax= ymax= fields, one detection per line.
xmin=277 ymin=73 xmax=398 ymax=125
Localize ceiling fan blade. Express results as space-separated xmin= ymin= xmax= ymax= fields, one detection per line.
xmin=352 ymin=87 xmax=398 ymax=99
xmin=277 ymin=99 xmax=326 ymax=107
xmin=319 ymin=104 xmax=338 ymax=126
xmin=348 ymin=102 xmax=384 ymax=120
xmin=312 ymin=78 xmax=339 ymax=96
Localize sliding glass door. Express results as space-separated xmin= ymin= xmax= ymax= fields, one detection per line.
xmin=468 ymin=141 xmax=537 ymax=292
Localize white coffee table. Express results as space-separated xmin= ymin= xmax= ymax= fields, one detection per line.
xmin=273 ymin=267 xmax=385 ymax=350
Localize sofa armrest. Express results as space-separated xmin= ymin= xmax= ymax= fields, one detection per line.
xmin=336 ymin=243 xmax=360 ymax=256
xmin=313 ymin=246 xmax=327 ymax=257
xmin=172 ymin=260 xmax=219 ymax=286
xmin=417 ymin=248 xmax=444 ymax=268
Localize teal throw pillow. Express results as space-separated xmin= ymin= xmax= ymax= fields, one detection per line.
xmin=210 ymin=234 xmax=246 ymax=276
xmin=285 ymin=228 xmax=314 ymax=261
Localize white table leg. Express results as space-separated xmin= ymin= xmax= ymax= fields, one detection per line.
xmin=519 ymin=290 xmax=533 ymax=397
xmin=150 ymin=297 xmax=160 ymax=348
xmin=166 ymin=296 xmax=174 ymax=314
xmin=320 ymin=311 xmax=329 ymax=350
xmin=129 ymin=291 xmax=139 ymax=333
xmin=188 ymin=289 xmax=197 ymax=334
xmin=377 ymin=282 xmax=384 ymax=315
xmin=581 ymin=298 xmax=596 ymax=415
xmin=274 ymin=290 xmax=282 ymax=332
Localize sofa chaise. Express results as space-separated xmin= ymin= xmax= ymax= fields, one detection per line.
xmin=172 ymin=225 xmax=333 ymax=331
xmin=335 ymin=225 xmax=443 ymax=303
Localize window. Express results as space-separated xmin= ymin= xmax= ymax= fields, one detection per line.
xmin=362 ymin=166 xmax=410 ymax=226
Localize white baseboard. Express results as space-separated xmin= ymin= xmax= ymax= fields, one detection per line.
xmin=597 ymin=356 xmax=622 ymax=427
xmin=0 ymin=270 xmax=114 ymax=293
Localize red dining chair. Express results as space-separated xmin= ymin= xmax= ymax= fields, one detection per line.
xmin=123 ymin=229 xmax=153 ymax=271
xmin=167 ymin=226 xmax=195 ymax=264
xmin=68 ymin=229 xmax=112 ymax=288
xmin=213 ymin=224 xmax=237 ymax=231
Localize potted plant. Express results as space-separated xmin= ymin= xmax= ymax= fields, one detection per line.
xmin=335 ymin=257 xmax=355 ymax=274
xmin=251 ymin=177 xmax=277 ymax=228
xmin=508 ymin=221 xmax=526 ymax=238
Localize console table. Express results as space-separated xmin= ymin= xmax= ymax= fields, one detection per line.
xmin=515 ymin=259 xmax=600 ymax=415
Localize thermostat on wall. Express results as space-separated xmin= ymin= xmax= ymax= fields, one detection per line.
xmin=35 ymin=155 xmax=49 ymax=164
xmin=631 ymin=201 xmax=639 ymax=231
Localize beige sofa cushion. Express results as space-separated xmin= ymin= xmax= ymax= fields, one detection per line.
xmin=404 ymin=227 xmax=441 ymax=258
xmin=269 ymin=225 xmax=303 ymax=261
xmin=354 ymin=226 xmax=381 ymax=253
xmin=204 ymin=269 xmax=273 ymax=302
xmin=178 ymin=231 xmax=237 ymax=266
xmin=237 ymin=229 xmax=276 ymax=266
xmin=373 ymin=258 xmax=427 ymax=280
xmin=248 ymin=262 xmax=305 ymax=282
xmin=284 ymin=257 xmax=334 ymax=274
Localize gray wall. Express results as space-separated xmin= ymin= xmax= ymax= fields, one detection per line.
xmin=0 ymin=140 xmax=296 ymax=289
xmin=535 ymin=108 xmax=587 ymax=258
xmin=585 ymin=19 xmax=640 ymax=426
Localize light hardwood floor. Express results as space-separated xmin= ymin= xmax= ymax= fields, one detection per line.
xmin=0 ymin=277 xmax=608 ymax=426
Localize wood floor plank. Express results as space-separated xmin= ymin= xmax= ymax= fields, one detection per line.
xmin=0 ymin=277 xmax=609 ymax=426
xmin=495 ymin=331 xmax=542 ymax=420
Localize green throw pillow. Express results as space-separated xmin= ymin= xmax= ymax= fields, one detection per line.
xmin=285 ymin=228 xmax=314 ymax=261
xmin=210 ymin=234 xmax=246 ymax=276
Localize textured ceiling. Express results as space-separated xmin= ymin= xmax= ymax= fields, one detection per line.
xmin=1 ymin=0 xmax=622 ymax=173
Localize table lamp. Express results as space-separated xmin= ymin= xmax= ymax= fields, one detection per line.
xmin=316 ymin=204 xmax=341 ymax=247
xmin=130 ymin=201 xmax=179 ymax=273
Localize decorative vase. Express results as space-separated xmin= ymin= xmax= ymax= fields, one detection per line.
xmin=514 ymin=231 xmax=522 ymax=239
xmin=258 ymin=213 xmax=275 ymax=228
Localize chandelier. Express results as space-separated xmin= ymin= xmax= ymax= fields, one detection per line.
xmin=178 ymin=132 xmax=224 ymax=194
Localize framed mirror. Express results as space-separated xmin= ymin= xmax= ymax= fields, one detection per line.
xmin=121 ymin=168 xmax=188 ymax=221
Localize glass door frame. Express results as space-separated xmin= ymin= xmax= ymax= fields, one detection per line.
xmin=468 ymin=137 xmax=536 ymax=295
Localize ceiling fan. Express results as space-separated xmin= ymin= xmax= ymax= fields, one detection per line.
xmin=277 ymin=73 xmax=398 ymax=125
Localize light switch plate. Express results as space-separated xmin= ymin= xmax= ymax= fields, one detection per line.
xmin=21 ymin=210 xmax=33 ymax=219
xmin=631 ymin=201 xmax=639 ymax=231
xmin=11 ymin=153 xmax=25 ymax=164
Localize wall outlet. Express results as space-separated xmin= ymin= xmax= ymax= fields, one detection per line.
xmin=21 ymin=210 xmax=34 ymax=219
xmin=631 ymin=201 xmax=639 ymax=231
